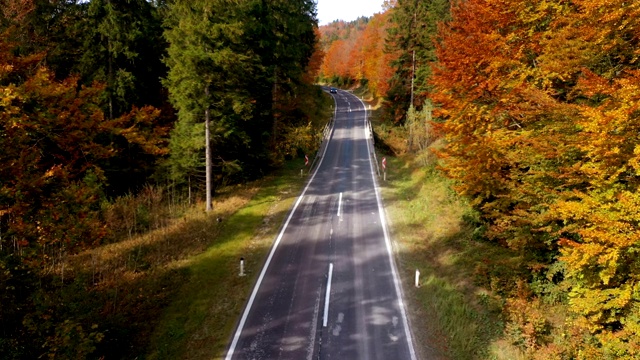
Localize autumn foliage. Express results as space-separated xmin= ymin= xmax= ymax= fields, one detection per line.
xmin=1 ymin=34 xmax=165 ymax=262
xmin=319 ymin=13 xmax=397 ymax=98
xmin=431 ymin=0 xmax=640 ymax=356
xmin=0 ymin=31 xmax=169 ymax=357
xmin=0 ymin=0 xmax=323 ymax=356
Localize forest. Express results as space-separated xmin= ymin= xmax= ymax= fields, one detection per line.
xmin=0 ymin=0 xmax=321 ymax=358
xmin=3 ymin=0 xmax=640 ymax=358
xmin=320 ymin=0 xmax=640 ymax=358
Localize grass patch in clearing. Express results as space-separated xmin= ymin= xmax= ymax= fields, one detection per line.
xmin=146 ymin=159 xmax=308 ymax=359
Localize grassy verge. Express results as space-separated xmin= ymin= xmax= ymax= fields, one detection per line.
xmin=61 ymin=159 xmax=309 ymax=359
xmin=146 ymin=160 xmax=308 ymax=359
xmin=370 ymin=109 xmax=526 ymax=359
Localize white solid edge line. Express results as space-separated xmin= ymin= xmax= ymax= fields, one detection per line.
xmin=225 ymin=89 xmax=339 ymax=360
xmin=337 ymin=192 xmax=343 ymax=217
xmin=352 ymin=93 xmax=419 ymax=360
xmin=323 ymin=263 xmax=334 ymax=327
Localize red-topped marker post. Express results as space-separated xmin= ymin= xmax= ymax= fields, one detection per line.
xmin=301 ymin=154 xmax=309 ymax=177
xmin=382 ymin=157 xmax=387 ymax=181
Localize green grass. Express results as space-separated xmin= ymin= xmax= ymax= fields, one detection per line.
xmin=146 ymin=160 xmax=308 ymax=359
xmin=373 ymin=120 xmax=525 ymax=359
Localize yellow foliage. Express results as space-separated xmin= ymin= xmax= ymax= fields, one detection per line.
xmin=432 ymin=0 xmax=640 ymax=354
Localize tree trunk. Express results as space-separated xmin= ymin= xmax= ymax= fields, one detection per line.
xmin=205 ymin=87 xmax=212 ymax=212
xmin=271 ymin=65 xmax=278 ymax=146
xmin=410 ymin=49 xmax=415 ymax=107
xmin=107 ymin=0 xmax=114 ymax=120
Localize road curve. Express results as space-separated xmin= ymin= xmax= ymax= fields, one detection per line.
xmin=225 ymin=88 xmax=416 ymax=360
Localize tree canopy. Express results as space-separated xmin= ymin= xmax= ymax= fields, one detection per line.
xmin=431 ymin=0 xmax=640 ymax=356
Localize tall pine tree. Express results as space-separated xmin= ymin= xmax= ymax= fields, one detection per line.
xmin=163 ymin=0 xmax=317 ymax=209
xmin=163 ymin=0 xmax=259 ymax=210
xmin=245 ymin=0 xmax=317 ymax=162
xmin=385 ymin=0 xmax=449 ymax=122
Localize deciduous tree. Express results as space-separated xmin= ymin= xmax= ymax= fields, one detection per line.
xmin=0 ymin=33 xmax=164 ymax=266
xmin=431 ymin=0 xmax=640 ymax=355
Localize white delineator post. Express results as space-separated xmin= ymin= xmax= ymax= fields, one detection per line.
xmin=240 ymin=257 xmax=245 ymax=277
xmin=415 ymin=269 xmax=420 ymax=288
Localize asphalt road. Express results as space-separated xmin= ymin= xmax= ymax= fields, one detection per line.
xmin=225 ymin=89 xmax=417 ymax=360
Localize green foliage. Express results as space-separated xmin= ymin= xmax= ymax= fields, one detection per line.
xmin=404 ymin=102 xmax=437 ymax=166
xmin=162 ymin=0 xmax=259 ymax=194
xmin=385 ymin=0 xmax=450 ymax=122
xmin=75 ymin=0 xmax=170 ymax=194
xmin=162 ymin=0 xmax=319 ymax=191
xmin=73 ymin=0 xmax=168 ymax=116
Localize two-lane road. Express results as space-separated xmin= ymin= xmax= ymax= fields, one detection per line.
xmin=225 ymin=89 xmax=416 ymax=360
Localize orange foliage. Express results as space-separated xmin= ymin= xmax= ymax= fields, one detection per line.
xmin=321 ymin=38 xmax=351 ymax=79
xmin=0 ymin=33 xmax=165 ymax=266
xmin=1 ymin=0 xmax=35 ymax=22
xmin=360 ymin=12 xmax=396 ymax=97
xmin=303 ymin=28 xmax=325 ymax=83
xmin=432 ymin=0 xmax=640 ymax=355
xmin=319 ymin=12 xmax=397 ymax=97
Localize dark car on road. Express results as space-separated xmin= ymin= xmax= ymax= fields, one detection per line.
xmin=330 ymin=87 xmax=337 ymax=93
